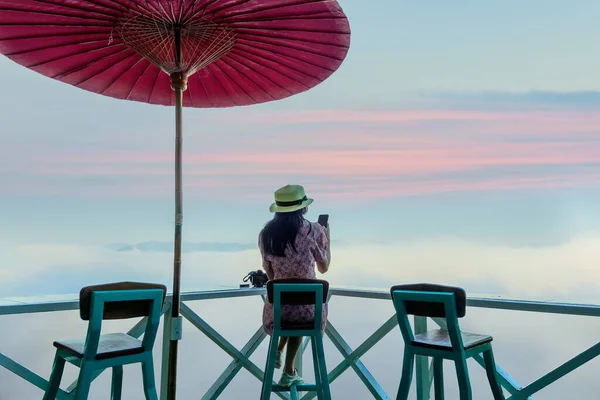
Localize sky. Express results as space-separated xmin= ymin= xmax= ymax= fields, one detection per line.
xmin=1 ymin=0 xmax=600 ymax=398
xmin=2 ymin=0 xmax=600 ymax=290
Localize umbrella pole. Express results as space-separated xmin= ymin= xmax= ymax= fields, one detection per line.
xmin=168 ymin=26 xmax=186 ymax=400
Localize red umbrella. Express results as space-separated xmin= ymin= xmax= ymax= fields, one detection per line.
xmin=0 ymin=0 xmax=350 ymax=397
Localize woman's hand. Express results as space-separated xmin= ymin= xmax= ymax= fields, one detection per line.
xmin=317 ymin=224 xmax=331 ymax=274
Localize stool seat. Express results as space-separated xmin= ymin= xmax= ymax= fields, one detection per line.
xmin=54 ymin=333 xmax=144 ymax=360
xmin=413 ymin=329 xmax=493 ymax=351
xmin=281 ymin=321 xmax=315 ymax=330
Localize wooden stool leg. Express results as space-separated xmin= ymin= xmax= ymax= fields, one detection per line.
xmin=43 ymin=352 xmax=66 ymax=400
xmin=73 ymin=363 xmax=94 ymax=400
xmin=310 ymin=336 xmax=323 ymax=399
xmin=314 ymin=335 xmax=331 ymax=400
xmin=396 ymin=349 xmax=414 ymax=400
xmin=261 ymin=334 xmax=279 ymax=400
xmin=483 ymin=349 xmax=505 ymax=400
xmin=290 ymin=385 xmax=299 ymax=400
xmin=111 ymin=366 xmax=123 ymax=400
xmin=454 ymin=357 xmax=472 ymax=400
xmin=433 ymin=357 xmax=444 ymax=400
xmin=141 ymin=356 xmax=159 ymax=400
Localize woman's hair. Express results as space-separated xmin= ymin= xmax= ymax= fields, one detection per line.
xmin=261 ymin=209 xmax=306 ymax=257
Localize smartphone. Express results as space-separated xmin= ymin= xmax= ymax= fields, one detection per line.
xmin=317 ymin=214 xmax=329 ymax=228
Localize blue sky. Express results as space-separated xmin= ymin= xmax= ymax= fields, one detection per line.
xmin=1 ymin=0 xmax=600 ymax=300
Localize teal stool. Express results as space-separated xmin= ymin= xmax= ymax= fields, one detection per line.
xmin=390 ymin=284 xmax=505 ymax=400
xmin=261 ymin=279 xmax=331 ymax=400
xmin=43 ymin=282 xmax=166 ymax=400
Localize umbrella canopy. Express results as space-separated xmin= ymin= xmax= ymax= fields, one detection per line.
xmin=0 ymin=0 xmax=350 ymax=107
xmin=0 ymin=1 xmax=350 ymax=398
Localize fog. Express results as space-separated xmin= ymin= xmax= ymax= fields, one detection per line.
xmin=1 ymin=237 xmax=600 ymax=399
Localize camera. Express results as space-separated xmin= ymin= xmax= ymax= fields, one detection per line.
xmin=243 ymin=270 xmax=269 ymax=288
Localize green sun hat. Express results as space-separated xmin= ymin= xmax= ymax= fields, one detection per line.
xmin=269 ymin=184 xmax=314 ymax=213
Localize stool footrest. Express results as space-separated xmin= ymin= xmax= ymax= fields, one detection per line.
xmin=272 ymin=384 xmax=318 ymax=392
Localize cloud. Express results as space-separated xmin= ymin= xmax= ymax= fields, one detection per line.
xmin=3 ymin=235 xmax=600 ymax=301
xmin=3 ymin=103 xmax=600 ymax=201
xmin=106 ymin=241 xmax=256 ymax=253
xmin=425 ymin=90 xmax=600 ymax=109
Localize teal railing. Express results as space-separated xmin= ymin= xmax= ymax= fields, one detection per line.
xmin=1 ymin=287 xmax=599 ymax=399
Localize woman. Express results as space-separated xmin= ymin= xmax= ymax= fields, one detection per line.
xmin=259 ymin=184 xmax=331 ymax=387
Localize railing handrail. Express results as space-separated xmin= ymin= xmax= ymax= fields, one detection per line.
xmin=2 ymin=286 xmax=599 ymax=318
xmin=330 ymin=287 xmax=600 ymax=317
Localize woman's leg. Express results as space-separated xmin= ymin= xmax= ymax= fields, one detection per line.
xmin=278 ymin=337 xmax=288 ymax=353
xmin=283 ymin=337 xmax=303 ymax=375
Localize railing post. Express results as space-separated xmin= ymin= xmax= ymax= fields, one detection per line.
xmin=294 ymin=338 xmax=310 ymax=377
xmin=414 ymin=316 xmax=431 ymax=400
xmin=160 ymin=300 xmax=173 ymax=400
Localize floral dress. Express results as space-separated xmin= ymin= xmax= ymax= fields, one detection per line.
xmin=260 ymin=220 xmax=329 ymax=335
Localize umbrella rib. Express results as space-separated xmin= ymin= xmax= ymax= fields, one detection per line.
xmin=231 ymin=46 xmax=320 ymax=82
xmin=119 ymin=16 xmax=175 ymax=73
xmin=227 ymin=51 xmax=309 ymax=90
xmin=124 ymin=59 xmax=155 ymax=100
xmin=130 ymin=1 xmax=168 ymax=22
xmin=0 ymin=28 xmax=110 ymax=41
xmin=176 ymin=0 xmax=186 ymax=22
xmin=180 ymin=0 xmax=199 ymax=16
xmin=187 ymin=26 xmax=236 ymax=76
xmin=237 ymin=36 xmax=346 ymax=63
xmin=99 ymin=56 xmax=147 ymax=95
xmin=196 ymin=71 xmax=212 ymax=107
xmin=235 ymin=42 xmax=338 ymax=72
xmin=163 ymin=1 xmax=177 ymax=25
xmin=186 ymin=78 xmax=195 ymax=105
xmin=142 ymin=1 xmax=175 ymax=25
xmin=0 ymin=6 xmax=116 ymax=23
xmin=225 ymin=14 xmax=349 ymax=24
xmin=5 ymin=36 xmax=109 ymax=56
xmin=0 ymin=22 xmax=113 ymax=28
xmin=203 ymin=63 xmax=240 ymax=106
xmin=72 ymin=51 xmax=139 ymax=89
xmin=24 ymin=41 xmax=126 ymax=70
xmin=53 ymin=46 xmax=131 ymax=79
xmin=228 ymin=24 xmax=349 ymax=35
xmin=40 ymin=0 xmax=128 ymax=15
xmin=211 ymin=60 xmax=259 ymax=104
xmin=185 ymin=17 xmax=221 ymax=73
xmin=167 ymin=1 xmax=177 ymax=25
xmin=222 ymin=54 xmax=290 ymax=97
xmin=17 ymin=0 xmax=123 ymax=18
xmin=184 ymin=7 xmax=236 ymax=73
xmin=196 ymin=0 xmax=253 ymax=23
xmin=236 ymin=30 xmax=350 ymax=49
xmin=180 ymin=0 xmax=204 ymax=23
xmin=216 ymin=0 xmax=342 ymax=20
xmin=147 ymin=64 xmax=164 ymax=104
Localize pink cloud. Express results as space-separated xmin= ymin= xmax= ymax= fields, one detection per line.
xmin=4 ymin=107 xmax=600 ymax=200
xmin=27 ymin=140 xmax=600 ymax=177
xmin=5 ymin=170 xmax=599 ymax=201
xmin=200 ymin=108 xmax=600 ymax=127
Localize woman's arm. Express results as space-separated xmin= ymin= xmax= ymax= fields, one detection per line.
xmin=258 ymin=229 xmax=275 ymax=280
xmin=316 ymin=226 xmax=331 ymax=274
xmin=264 ymin=260 xmax=275 ymax=280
